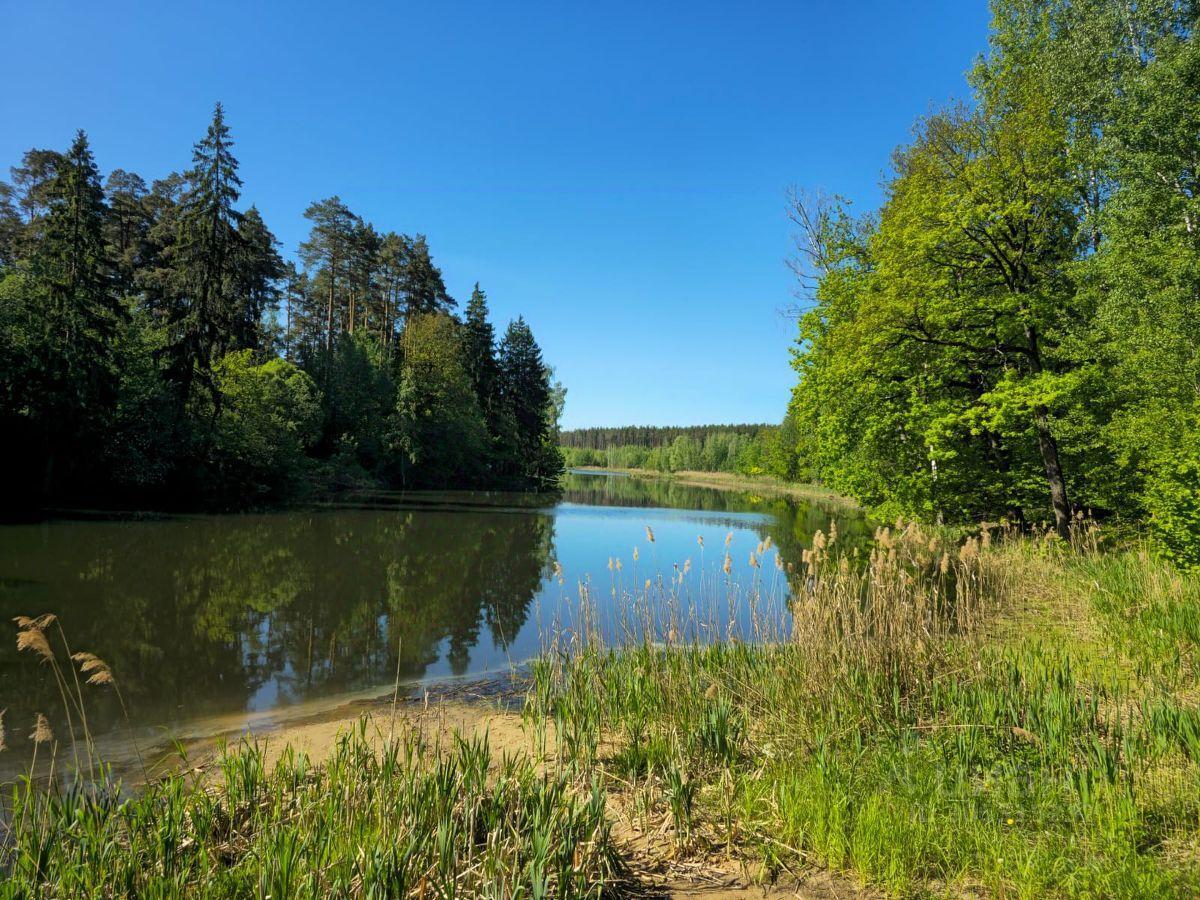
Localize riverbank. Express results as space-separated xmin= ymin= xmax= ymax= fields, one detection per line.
xmin=4 ymin=522 xmax=1198 ymax=896
xmin=570 ymin=466 xmax=855 ymax=506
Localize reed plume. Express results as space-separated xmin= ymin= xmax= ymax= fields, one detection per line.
xmin=71 ymin=652 xmax=114 ymax=686
xmin=30 ymin=713 xmax=53 ymax=745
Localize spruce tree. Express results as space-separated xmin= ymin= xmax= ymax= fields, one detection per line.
xmin=168 ymin=102 xmax=244 ymax=402
xmin=28 ymin=130 xmax=122 ymax=491
xmin=462 ymin=283 xmax=500 ymax=418
xmin=498 ymin=316 xmax=561 ymax=486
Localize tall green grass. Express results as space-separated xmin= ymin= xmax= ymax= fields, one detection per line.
xmin=526 ymin=524 xmax=1200 ymax=897
xmin=4 ymin=521 xmax=1199 ymax=896
xmin=0 ymin=721 xmax=619 ymax=897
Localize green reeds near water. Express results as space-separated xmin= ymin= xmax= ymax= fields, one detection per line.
xmin=1 ymin=723 xmax=618 ymax=897
xmin=3 ymin=519 xmax=1199 ymax=896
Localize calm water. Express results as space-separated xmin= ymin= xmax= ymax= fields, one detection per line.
xmin=0 ymin=472 xmax=866 ymax=761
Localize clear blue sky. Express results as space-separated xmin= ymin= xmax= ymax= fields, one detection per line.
xmin=0 ymin=0 xmax=991 ymax=430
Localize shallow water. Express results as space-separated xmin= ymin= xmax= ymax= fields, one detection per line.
xmin=0 ymin=472 xmax=866 ymax=760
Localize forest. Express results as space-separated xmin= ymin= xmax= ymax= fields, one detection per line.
xmin=784 ymin=0 xmax=1200 ymax=567
xmin=0 ymin=105 xmax=563 ymax=511
xmin=559 ymin=422 xmax=801 ymax=477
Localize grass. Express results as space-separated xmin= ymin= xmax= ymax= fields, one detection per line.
xmin=0 ymin=719 xmax=620 ymax=897
xmin=524 ymin=522 xmax=1200 ymax=897
xmin=3 ymin=520 xmax=1200 ymax=896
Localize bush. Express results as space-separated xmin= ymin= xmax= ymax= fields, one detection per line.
xmin=1147 ymin=435 xmax=1200 ymax=570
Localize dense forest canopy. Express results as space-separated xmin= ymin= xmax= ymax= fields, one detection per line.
xmin=785 ymin=0 xmax=1200 ymax=565
xmin=0 ymin=105 xmax=564 ymax=510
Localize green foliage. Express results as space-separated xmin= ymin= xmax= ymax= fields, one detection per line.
xmin=562 ymin=424 xmax=795 ymax=480
xmin=0 ymin=725 xmax=619 ymax=896
xmin=786 ymin=0 xmax=1200 ymax=557
xmin=204 ymin=351 xmax=321 ymax=502
xmin=499 ymin=316 xmax=563 ymax=487
xmin=527 ymin=533 xmax=1200 ymax=896
xmin=393 ymin=313 xmax=486 ymax=486
xmin=1 ymin=108 xmax=564 ymax=509
xmin=1145 ymin=434 xmax=1200 ymax=571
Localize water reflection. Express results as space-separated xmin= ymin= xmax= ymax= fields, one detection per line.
xmin=0 ymin=472 xmax=866 ymax=757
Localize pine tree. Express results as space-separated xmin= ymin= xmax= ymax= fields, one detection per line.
xmin=299 ymin=195 xmax=359 ymax=351
xmin=399 ymin=234 xmax=454 ymax=317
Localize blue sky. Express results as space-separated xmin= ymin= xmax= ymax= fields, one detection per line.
xmin=0 ymin=0 xmax=991 ymax=430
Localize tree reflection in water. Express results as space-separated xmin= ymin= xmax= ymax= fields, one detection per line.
xmin=0 ymin=474 xmax=867 ymax=756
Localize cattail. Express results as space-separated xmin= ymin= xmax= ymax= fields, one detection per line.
xmin=645 ymin=526 xmax=655 ymax=544
xmin=633 ymin=547 xmax=639 ymax=562
xmin=749 ymin=552 xmax=759 ymax=569
xmin=724 ymin=531 xmax=733 ymax=548
xmin=615 ymin=557 xmax=623 ymax=571
xmin=72 ymin=652 xmax=114 ymax=686
xmin=644 ymin=578 xmax=651 ymax=591
xmin=607 ymin=557 xmax=613 ymax=571
xmin=774 ymin=553 xmax=784 ymax=571
xmin=16 ymin=628 xmax=53 ymax=663
xmin=722 ymin=554 xmax=732 ymax=575
xmin=683 ymin=558 xmax=692 ymax=574
xmin=756 ymin=541 xmax=764 ymax=557
xmin=30 ymin=713 xmax=53 ymax=745
xmin=552 ymin=561 xmax=563 ymax=578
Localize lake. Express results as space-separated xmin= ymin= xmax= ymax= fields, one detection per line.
xmin=0 ymin=471 xmax=865 ymax=764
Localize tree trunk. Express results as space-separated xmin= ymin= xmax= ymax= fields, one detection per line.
xmin=1024 ymin=323 xmax=1071 ymax=540
xmin=1033 ymin=406 xmax=1072 ymax=540
xmin=326 ymin=274 xmax=334 ymax=352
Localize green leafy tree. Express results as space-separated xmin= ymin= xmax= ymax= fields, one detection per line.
xmin=393 ymin=313 xmax=486 ymax=486
xmin=205 ymin=351 xmax=321 ymax=501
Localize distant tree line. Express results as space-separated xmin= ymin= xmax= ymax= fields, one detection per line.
xmin=561 ymin=422 xmax=801 ymax=479
xmin=560 ymin=423 xmax=772 ymax=450
xmin=0 ymin=104 xmax=563 ymax=511
xmin=785 ymin=0 xmax=1200 ymax=566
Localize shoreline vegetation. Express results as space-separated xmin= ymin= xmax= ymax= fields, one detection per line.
xmin=4 ymin=518 xmax=1199 ymax=896
xmin=569 ymin=465 xmax=856 ymax=506
xmin=3 ymin=0 xmax=1200 ymax=896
